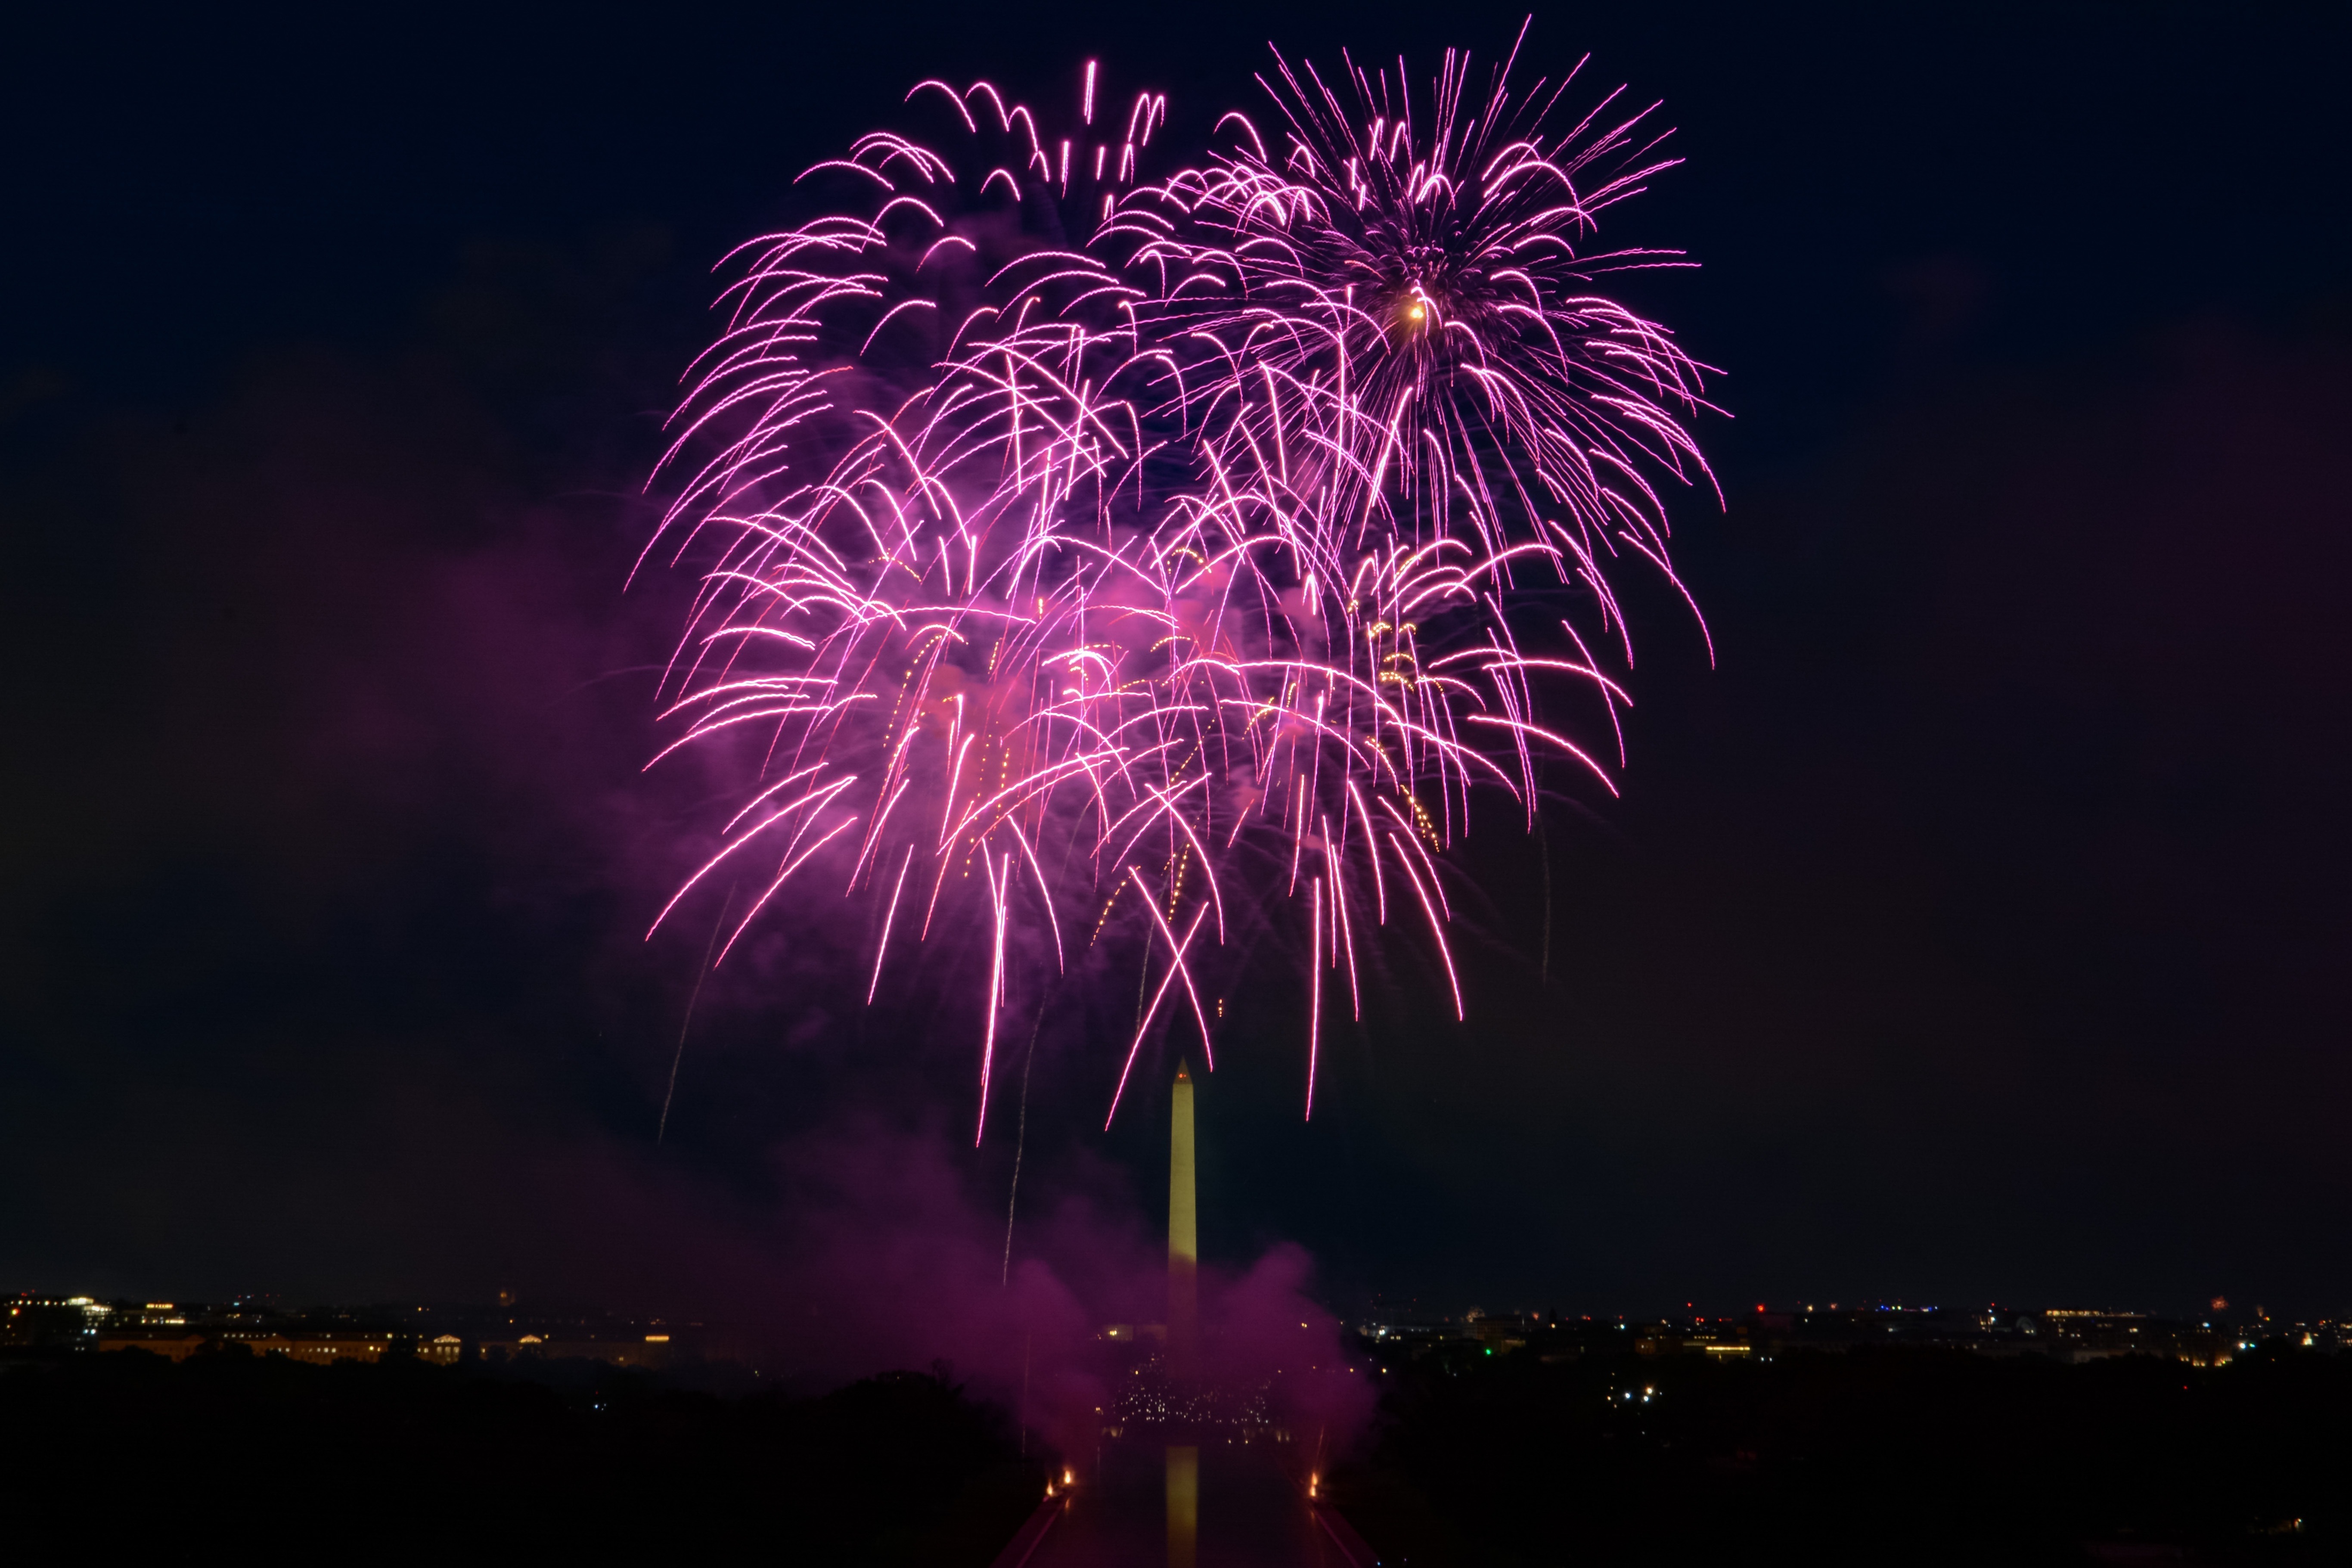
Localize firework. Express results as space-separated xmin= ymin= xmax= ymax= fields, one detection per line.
xmin=644 ymin=38 xmax=1718 ymax=1132
xmin=1096 ymin=31 xmax=1721 ymax=1104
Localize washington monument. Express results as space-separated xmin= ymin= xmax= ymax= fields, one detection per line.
xmin=1168 ymin=1059 xmax=1199 ymax=1384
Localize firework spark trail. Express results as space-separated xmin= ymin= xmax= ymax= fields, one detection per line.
xmin=1094 ymin=32 xmax=1719 ymax=1110
xmin=645 ymin=38 xmax=1719 ymax=1132
xmin=644 ymin=72 xmax=1193 ymax=1145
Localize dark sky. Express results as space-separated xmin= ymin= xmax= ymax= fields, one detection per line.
xmin=3 ymin=0 xmax=2348 ymax=1325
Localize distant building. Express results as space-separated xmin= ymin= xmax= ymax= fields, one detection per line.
xmin=478 ymin=1332 xmax=677 ymax=1369
xmin=93 ymin=1327 xmax=462 ymax=1364
xmin=234 ymin=1331 xmax=391 ymax=1363
xmin=95 ymin=1334 xmax=209 ymax=1362
xmin=1469 ymin=1316 xmax=1530 ymax=1352
xmin=4 ymin=1295 xmax=104 ymax=1348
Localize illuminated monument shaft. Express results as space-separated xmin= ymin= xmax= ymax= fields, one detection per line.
xmin=1169 ymin=1062 xmax=1198 ymax=1383
xmin=1168 ymin=1062 xmax=1199 ymax=1568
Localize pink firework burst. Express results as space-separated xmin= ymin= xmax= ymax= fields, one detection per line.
xmin=644 ymin=39 xmax=1719 ymax=1133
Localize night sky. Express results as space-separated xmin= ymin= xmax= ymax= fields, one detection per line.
xmin=5 ymin=1 xmax=2348 ymax=1329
